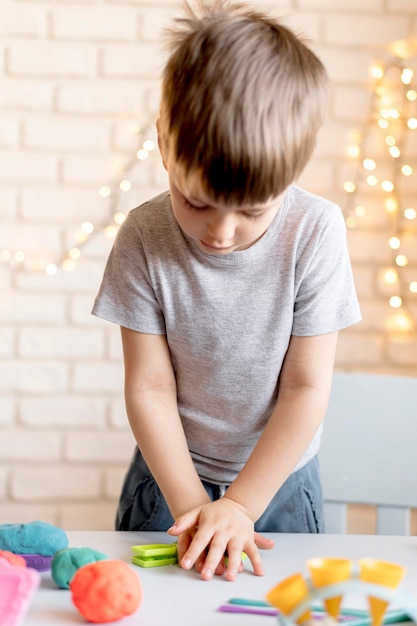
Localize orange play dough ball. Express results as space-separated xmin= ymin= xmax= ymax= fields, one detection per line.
xmin=71 ymin=559 xmax=142 ymax=623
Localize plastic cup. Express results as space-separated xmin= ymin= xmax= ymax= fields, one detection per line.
xmin=266 ymin=573 xmax=311 ymax=623
xmin=307 ymin=557 xmax=352 ymax=618
xmin=359 ymin=559 xmax=405 ymax=626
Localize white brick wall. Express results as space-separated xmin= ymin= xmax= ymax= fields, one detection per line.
xmin=1 ymin=0 xmax=416 ymax=530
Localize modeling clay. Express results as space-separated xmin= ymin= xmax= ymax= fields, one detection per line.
xmin=0 ymin=550 xmax=26 ymax=568
xmin=71 ymin=559 xmax=143 ymax=623
xmin=21 ymin=554 xmax=53 ymax=572
xmin=52 ymin=546 xmax=108 ymax=589
xmin=0 ymin=521 xmax=68 ymax=556
xmin=0 ymin=563 xmax=40 ymax=626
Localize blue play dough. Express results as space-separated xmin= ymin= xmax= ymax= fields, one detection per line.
xmin=0 ymin=521 xmax=68 ymax=556
xmin=52 ymin=547 xmax=108 ymax=589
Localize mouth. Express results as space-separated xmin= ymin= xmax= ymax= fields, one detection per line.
xmin=200 ymin=240 xmax=234 ymax=251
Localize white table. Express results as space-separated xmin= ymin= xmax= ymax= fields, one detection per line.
xmin=26 ymin=531 xmax=417 ymax=625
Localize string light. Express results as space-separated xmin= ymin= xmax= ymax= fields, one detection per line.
xmin=384 ymin=197 xmax=398 ymax=213
xmin=371 ymin=65 xmax=384 ymax=80
xmin=389 ymin=236 xmax=401 ymax=250
xmin=347 ymin=145 xmax=360 ymax=158
xmin=104 ymin=225 xmax=118 ymax=238
xmin=1 ymin=249 xmax=11 ymax=262
xmin=343 ymin=53 xmax=417 ymax=331
xmin=381 ymin=180 xmax=394 ymax=192
xmin=45 ymin=263 xmax=57 ymax=276
xmin=1 ymin=120 xmax=157 ymax=274
xmin=129 ymin=123 xmax=141 ymax=134
xmin=396 ymin=255 xmax=408 ymax=267
xmin=384 ymin=269 xmax=398 ymax=284
xmin=389 ymin=146 xmax=401 ymax=158
xmin=366 ymin=175 xmax=378 ymax=186
xmin=404 ymin=208 xmax=416 ymax=220
xmin=62 ymin=259 xmax=76 ymax=272
xmin=401 ymin=68 xmax=413 ymax=84
xmin=344 ymin=181 xmax=356 ymax=193
xmin=389 ymin=295 xmax=402 ymax=308
xmin=143 ymin=140 xmax=155 ymax=151
xmin=99 ymin=186 xmax=111 ymax=198
xmin=363 ymin=158 xmax=376 ymax=170
xmin=114 ymin=212 xmax=126 ymax=225
xmin=81 ymin=221 xmax=94 ymax=234
xmin=69 ymin=248 xmax=81 ymax=260
xmin=136 ymin=149 xmax=149 ymax=160
xmin=119 ymin=180 xmax=132 ymax=192
xmin=387 ymin=309 xmax=414 ymax=332
xmin=355 ymin=205 xmax=366 ymax=217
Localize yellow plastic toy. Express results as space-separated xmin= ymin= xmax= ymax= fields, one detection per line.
xmin=267 ymin=558 xmax=417 ymax=626
xmin=307 ymin=557 xmax=352 ymax=618
xmin=359 ymin=559 xmax=404 ymax=626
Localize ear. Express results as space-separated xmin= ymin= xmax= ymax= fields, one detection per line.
xmin=156 ymin=117 xmax=168 ymax=171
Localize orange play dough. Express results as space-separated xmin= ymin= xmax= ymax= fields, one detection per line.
xmin=0 ymin=550 xmax=26 ymax=568
xmin=71 ymin=559 xmax=142 ymax=623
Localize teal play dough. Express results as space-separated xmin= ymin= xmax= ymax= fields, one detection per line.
xmin=52 ymin=547 xmax=108 ymax=589
xmin=0 ymin=521 xmax=68 ymax=556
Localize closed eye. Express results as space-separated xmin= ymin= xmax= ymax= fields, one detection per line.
xmin=242 ymin=211 xmax=265 ymax=220
xmin=183 ymin=198 xmax=209 ymax=211
xmin=184 ymin=196 xmax=265 ymax=220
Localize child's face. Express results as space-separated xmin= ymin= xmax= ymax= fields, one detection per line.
xmin=168 ymin=169 xmax=285 ymax=255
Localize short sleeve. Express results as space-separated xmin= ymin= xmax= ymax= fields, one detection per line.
xmin=91 ymin=212 xmax=166 ymax=334
xmin=292 ymin=208 xmax=361 ymax=336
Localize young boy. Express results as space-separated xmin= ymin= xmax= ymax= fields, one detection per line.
xmin=92 ymin=0 xmax=361 ymax=582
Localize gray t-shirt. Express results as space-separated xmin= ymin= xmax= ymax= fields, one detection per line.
xmin=92 ymin=185 xmax=361 ymax=484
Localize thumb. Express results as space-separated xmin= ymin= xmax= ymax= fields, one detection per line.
xmin=254 ymin=531 xmax=275 ymax=550
xmin=167 ymin=508 xmax=200 ymax=536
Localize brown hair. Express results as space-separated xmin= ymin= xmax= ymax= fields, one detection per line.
xmin=159 ymin=0 xmax=329 ymax=205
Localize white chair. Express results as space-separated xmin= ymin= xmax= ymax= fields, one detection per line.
xmin=319 ymin=372 xmax=417 ymax=535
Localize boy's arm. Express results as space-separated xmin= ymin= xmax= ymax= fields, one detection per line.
xmin=120 ymin=326 xmax=210 ymax=517
xmin=225 ymin=330 xmax=338 ymax=520
xmin=169 ymin=331 xmax=338 ymax=580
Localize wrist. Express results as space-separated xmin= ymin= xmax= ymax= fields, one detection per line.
xmin=170 ymin=490 xmax=211 ymax=519
xmin=222 ymin=491 xmax=257 ymax=522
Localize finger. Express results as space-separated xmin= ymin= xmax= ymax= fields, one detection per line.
xmin=214 ymin=553 xmax=243 ymax=577
xmin=176 ymin=532 xmax=192 ymax=563
xmin=167 ymin=510 xmax=199 ymax=536
xmin=199 ymin=537 xmax=229 ymax=580
xmin=244 ymin=543 xmax=265 ymax=577
xmin=180 ymin=528 xmax=214 ymax=572
xmin=254 ymin=531 xmax=275 ymax=550
xmin=223 ymin=540 xmax=245 ymax=581
xmin=214 ymin=558 xmax=226 ymax=576
xmin=195 ymin=548 xmax=208 ymax=573
xmin=196 ymin=554 xmax=226 ymax=577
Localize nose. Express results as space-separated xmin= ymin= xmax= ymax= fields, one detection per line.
xmin=207 ymin=212 xmax=236 ymax=243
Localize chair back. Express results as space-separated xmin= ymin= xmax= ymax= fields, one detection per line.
xmin=319 ymin=372 xmax=417 ymax=534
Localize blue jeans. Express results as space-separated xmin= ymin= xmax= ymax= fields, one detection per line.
xmin=116 ymin=448 xmax=324 ymax=533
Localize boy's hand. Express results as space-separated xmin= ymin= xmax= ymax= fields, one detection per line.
xmin=167 ymin=497 xmax=274 ymax=581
